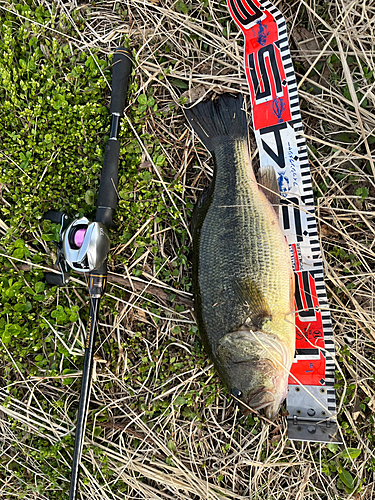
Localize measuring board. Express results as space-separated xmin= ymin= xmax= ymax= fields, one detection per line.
xmin=226 ymin=0 xmax=341 ymax=442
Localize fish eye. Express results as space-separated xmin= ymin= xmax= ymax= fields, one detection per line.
xmin=231 ymin=388 xmax=242 ymax=398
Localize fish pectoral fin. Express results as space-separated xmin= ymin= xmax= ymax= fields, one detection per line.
xmin=232 ymin=277 xmax=272 ymax=329
xmin=258 ymin=165 xmax=280 ymax=207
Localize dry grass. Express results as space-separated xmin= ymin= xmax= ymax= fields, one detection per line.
xmin=1 ymin=0 xmax=375 ymax=498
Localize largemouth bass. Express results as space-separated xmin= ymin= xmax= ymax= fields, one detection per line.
xmin=185 ymin=94 xmax=295 ymax=420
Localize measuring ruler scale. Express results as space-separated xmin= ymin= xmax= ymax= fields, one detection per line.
xmin=227 ymin=0 xmax=341 ymax=442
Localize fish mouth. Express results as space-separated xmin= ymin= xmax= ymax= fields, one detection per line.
xmin=242 ymin=387 xmax=276 ymax=416
xmin=217 ymin=329 xmax=292 ymax=420
xmin=241 ymin=380 xmax=287 ymax=421
xmin=232 ymin=356 xmax=286 ymax=420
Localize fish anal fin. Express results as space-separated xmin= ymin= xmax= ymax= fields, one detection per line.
xmin=258 ymin=165 xmax=280 ymax=207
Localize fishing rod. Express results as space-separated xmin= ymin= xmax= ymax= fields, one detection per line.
xmin=44 ymin=47 xmax=132 ymax=499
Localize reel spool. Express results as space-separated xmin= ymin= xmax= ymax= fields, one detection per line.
xmin=44 ymin=211 xmax=110 ymax=285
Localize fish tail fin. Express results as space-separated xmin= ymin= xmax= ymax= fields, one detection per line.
xmin=184 ymin=94 xmax=247 ymax=152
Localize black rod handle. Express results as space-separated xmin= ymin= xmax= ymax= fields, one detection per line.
xmin=96 ymin=47 xmax=132 ymax=227
xmin=110 ymin=47 xmax=132 ymax=117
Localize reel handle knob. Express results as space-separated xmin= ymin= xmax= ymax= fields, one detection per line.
xmin=44 ymin=211 xmax=67 ymax=225
xmin=45 ymin=272 xmax=66 ymax=286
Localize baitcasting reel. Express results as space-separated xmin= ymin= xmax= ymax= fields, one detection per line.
xmin=44 ymin=210 xmax=110 ymax=286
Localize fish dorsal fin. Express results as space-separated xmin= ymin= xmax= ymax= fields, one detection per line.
xmin=258 ymin=165 xmax=280 ymax=207
xmin=232 ymin=277 xmax=272 ymax=330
